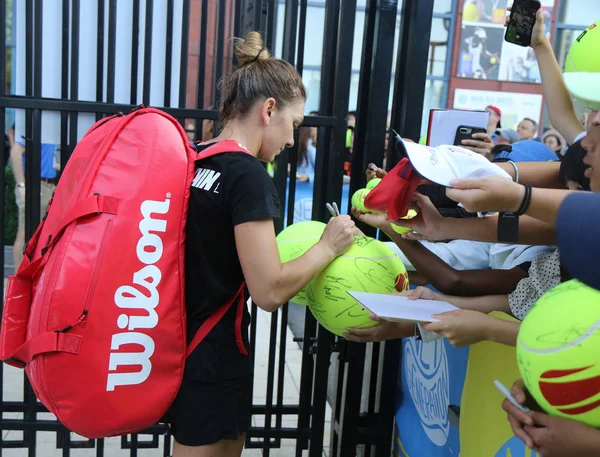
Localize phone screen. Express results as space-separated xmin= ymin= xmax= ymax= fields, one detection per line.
xmin=506 ymin=1 xmax=541 ymax=46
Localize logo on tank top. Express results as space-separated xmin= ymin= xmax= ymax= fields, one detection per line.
xmin=106 ymin=196 xmax=171 ymax=391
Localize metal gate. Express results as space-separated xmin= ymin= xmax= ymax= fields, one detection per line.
xmin=0 ymin=0 xmax=434 ymax=455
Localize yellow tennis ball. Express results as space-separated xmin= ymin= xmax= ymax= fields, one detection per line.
xmin=563 ymin=21 xmax=600 ymax=109
xmin=490 ymin=56 xmax=498 ymax=65
xmin=351 ymin=188 xmax=371 ymax=213
xmin=564 ymin=21 xmax=600 ymax=74
xmin=516 ymin=279 xmax=600 ymax=427
xmin=306 ymin=236 xmax=409 ymax=336
xmin=366 ymin=178 xmax=381 ymax=190
xmin=391 ymin=209 xmax=417 ymax=235
xmin=276 ymin=220 xmax=327 ymax=305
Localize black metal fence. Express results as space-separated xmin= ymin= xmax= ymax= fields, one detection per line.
xmin=0 ymin=0 xmax=433 ymax=456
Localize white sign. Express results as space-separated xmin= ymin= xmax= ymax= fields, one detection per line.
xmin=453 ymin=88 xmax=543 ymax=131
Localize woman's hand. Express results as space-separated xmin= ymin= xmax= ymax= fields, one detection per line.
xmin=524 ymin=412 xmax=600 ymax=457
xmin=501 ymin=379 xmax=537 ymax=449
xmin=318 ymin=215 xmax=356 ymax=257
xmin=297 ymin=173 xmax=309 ymax=182
xmin=445 ymin=177 xmax=524 ymax=213
xmin=344 ymin=314 xmax=414 ymax=342
xmin=389 ymin=193 xmax=448 ymax=241
xmin=505 ymin=7 xmax=548 ymax=50
xmin=420 ymin=309 xmax=494 ymax=347
xmin=365 ymin=163 xmax=388 ymax=182
xmin=406 ymin=286 xmax=442 ymax=301
xmin=461 ymin=132 xmax=495 ymax=160
xmin=351 ymin=206 xmax=391 ymax=231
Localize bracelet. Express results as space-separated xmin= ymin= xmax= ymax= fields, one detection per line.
xmin=515 ymin=184 xmax=532 ymax=216
xmin=507 ymin=160 xmax=519 ymax=183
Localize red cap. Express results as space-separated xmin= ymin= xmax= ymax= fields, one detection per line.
xmin=486 ymin=105 xmax=502 ymax=117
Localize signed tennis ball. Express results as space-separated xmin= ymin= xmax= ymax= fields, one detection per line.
xmin=516 ymin=279 xmax=600 ymax=427
xmin=366 ymin=178 xmax=382 ymax=190
xmin=391 ymin=210 xmax=418 ymax=235
xmin=306 ymin=236 xmax=409 ymax=336
xmin=276 ymin=220 xmax=327 ymax=305
xmin=351 ymin=188 xmax=371 ymax=213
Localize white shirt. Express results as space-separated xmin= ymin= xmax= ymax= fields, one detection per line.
xmin=385 ymin=240 xmax=555 ymax=272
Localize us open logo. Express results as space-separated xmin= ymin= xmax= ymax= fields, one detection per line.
xmin=404 ymin=337 xmax=450 ymax=446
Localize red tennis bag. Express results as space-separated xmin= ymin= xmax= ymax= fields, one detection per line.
xmin=0 ymin=107 xmax=249 ymax=438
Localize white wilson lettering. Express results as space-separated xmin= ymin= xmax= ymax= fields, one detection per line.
xmin=106 ymin=197 xmax=170 ymax=392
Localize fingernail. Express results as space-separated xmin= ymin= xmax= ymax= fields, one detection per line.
xmin=515 ymin=393 xmax=524 ymax=402
xmin=449 ymin=179 xmax=459 ymax=187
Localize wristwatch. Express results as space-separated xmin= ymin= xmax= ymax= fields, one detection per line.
xmin=16 ymin=182 xmax=25 ymax=188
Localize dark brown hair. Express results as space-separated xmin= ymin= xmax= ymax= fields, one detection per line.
xmin=219 ymin=32 xmax=307 ymax=128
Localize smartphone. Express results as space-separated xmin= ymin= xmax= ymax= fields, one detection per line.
xmin=504 ymin=0 xmax=541 ymax=47
xmin=494 ymin=380 xmax=530 ymax=413
xmin=453 ymin=125 xmax=487 ymax=146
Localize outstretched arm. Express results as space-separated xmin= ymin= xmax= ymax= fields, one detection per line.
xmin=352 ymin=208 xmax=528 ymax=296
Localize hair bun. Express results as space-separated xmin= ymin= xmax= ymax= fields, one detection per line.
xmin=235 ymin=31 xmax=270 ymax=65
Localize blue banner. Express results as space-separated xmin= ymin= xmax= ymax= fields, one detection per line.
xmin=396 ymin=337 xmax=468 ymax=457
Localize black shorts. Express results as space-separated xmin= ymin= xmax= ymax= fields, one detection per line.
xmin=163 ymin=373 xmax=252 ymax=446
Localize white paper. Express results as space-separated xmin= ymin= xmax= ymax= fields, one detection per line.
xmin=428 ymin=109 xmax=489 ymax=147
xmin=347 ymin=291 xmax=458 ymax=324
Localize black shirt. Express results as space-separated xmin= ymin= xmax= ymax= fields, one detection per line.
xmin=185 ymin=145 xmax=280 ymax=382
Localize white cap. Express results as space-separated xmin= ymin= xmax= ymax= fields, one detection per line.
xmin=398 ymin=139 xmax=512 ymax=186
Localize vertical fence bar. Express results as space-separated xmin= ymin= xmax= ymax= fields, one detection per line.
xmin=264 ymin=0 xmax=277 ymax=51
xmin=95 ymin=0 xmax=105 ymax=120
xmin=311 ymin=0 xmax=339 ymax=223
xmin=60 ymin=0 xmax=70 ymax=169
xmin=107 ymin=0 xmax=117 ymax=104
xmin=262 ymin=310 xmax=279 ymax=456
xmin=213 ymin=0 xmax=227 ymax=110
xmin=164 ymin=0 xmax=174 ymax=107
xmin=194 ymin=0 xmax=209 ymax=138
xmin=142 ymin=0 xmax=154 ymax=105
xmin=253 ymin=0 xmax=264 ymax=32
xmin=349 ymin=0 xmax=376 ymax=227
xmin=374 ymin=339 xmax=402 ymax=457
xmin=68 ymin=0 xmax=80 ymax=160
xmin=389 ymin=0 xmax=434 ymax=152
xmin=130 ymin=0 xmax=140 ymax=104
xmin=0 ymin=2 xmax=5 ymax=390
xmin=296 ymin=0 xmax=307 ymax=76
xmin=178 ymin=0 xmax=190 ymax=108
xmin=324 ymin=0 xmax=356 ymax=211
xmin=233 ymin=0 xmax=243 ymax=38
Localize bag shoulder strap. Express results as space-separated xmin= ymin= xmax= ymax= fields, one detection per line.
xmin=194 ymin=140 xmax=253 ymax=162
xmin=186 ymin=282 xmax=246 ymax=358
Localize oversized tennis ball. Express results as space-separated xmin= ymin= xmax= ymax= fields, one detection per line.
xmin=366 ymin=178 xmax=381 ymax=190
xmin=391 ymin=209 xmax=417 ymax=235
xmin=516 ymin=279 xmax=600 ymax=427
xmin=564 ymin=21 xmax=600 ymax=74
xmin=306 ymin=236 xmax=409 ymax=336
xmin=563 ymin=21 xmax=600 ymax=109
xmin=276 ymin=220 xmax=327 ymax=305
xmin=351 ymin=188 xmax=371 ymax=213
